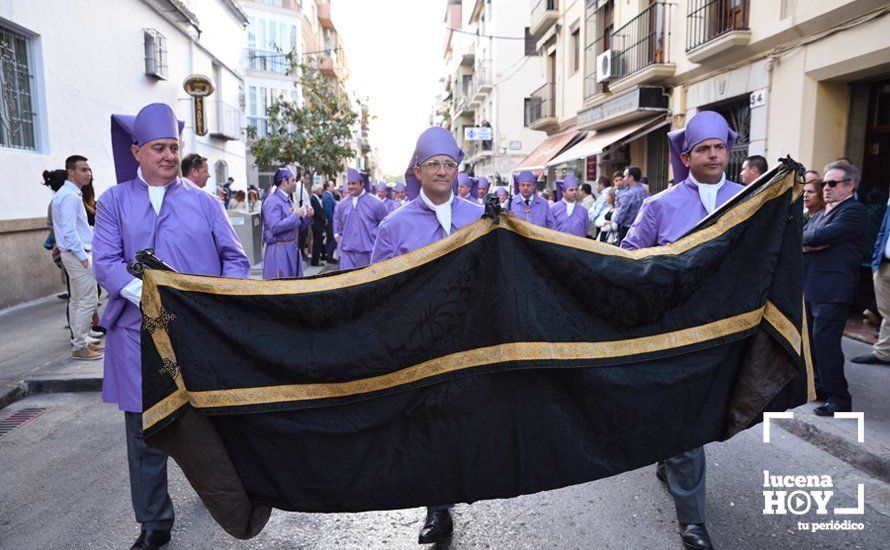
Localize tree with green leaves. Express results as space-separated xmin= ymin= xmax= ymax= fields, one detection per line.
xmin=246 ymin=52 xmax=360 ymax=182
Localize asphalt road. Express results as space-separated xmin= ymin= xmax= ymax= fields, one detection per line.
xmin=1 ymin=392 xmax=887 ymax=549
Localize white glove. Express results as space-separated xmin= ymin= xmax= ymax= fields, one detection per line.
xmin=121 ymin=278 xmax=143 ymax=307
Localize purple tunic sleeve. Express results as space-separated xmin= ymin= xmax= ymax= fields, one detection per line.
xmin=620 ymin=199 xmax=659 ymax=250
xmin=265 ymin=200 xmax=301 ymax=239
xmin=333 ymin=201 xmax=345 ymax=236
xmin=93 ymin=187 xmax=132 ymax=297
xmin=206 ymin=195 xmax=251 ymax=278
xmin=370 ymin=218 xmax=395 ymax=264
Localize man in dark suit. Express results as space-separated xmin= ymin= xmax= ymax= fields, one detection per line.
xmin=322 ymin=181 xmax=338 ymax=264
xmin=803 ymin=161 xmax=868 ymax=416
xmin=309 ymin=183 xmax=327 ymax=266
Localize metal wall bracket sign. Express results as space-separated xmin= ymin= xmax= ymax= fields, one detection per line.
xmin=183 ymin=74 xmax=215 ymax=136
xmin=465 ymin=126 xmax=493 ymax=141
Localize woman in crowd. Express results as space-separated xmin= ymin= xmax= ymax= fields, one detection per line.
xmin=803 ymin=178 xmax=825 ymax=224
xmin=248 ymin=189 xmax=262 ymax=213
xmin=594 ymin=187 xmax=619 ymax=245
xmin=228 ymin=190 xmax=247 ymax=210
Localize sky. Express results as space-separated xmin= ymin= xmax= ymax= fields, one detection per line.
xmin=332 ymin=0 xmax=445 ymax=177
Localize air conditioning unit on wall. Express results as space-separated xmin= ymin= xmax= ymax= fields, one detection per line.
xmin=595 ymin=50 xmax=611 ymax=83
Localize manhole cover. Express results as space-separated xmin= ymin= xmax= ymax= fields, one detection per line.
xmin=0 ymin=407 xmax=46 ymax=440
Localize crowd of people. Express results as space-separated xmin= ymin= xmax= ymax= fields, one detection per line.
xmin=36 ymin=100 xmax=886 ymax=550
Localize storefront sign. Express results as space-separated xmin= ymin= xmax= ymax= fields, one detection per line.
xmin=586 ymin=156 xmax=597 ymax=182
xmin=464 ymin=127 xmax=493 ymax=141
xmin=183 ymin=74 xmax=215 ymax=136
xmin=578 ymin=86 xmax=668 ymax=131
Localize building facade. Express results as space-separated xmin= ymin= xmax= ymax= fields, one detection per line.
xmin=438 ymin=0 xmax=545 ymax=185
xmin=0 ymin=0 xmax=249 ymax=308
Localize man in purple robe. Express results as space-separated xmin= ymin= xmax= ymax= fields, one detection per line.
xmin=392 ymin=182 xmax=409 ymax=209
xmin=374 ymin=181 xmax=395 ymax=211
xmin=550 ymin=174 xmax=590 ymax=238
xmin=621 ymin=110 xmax=743 ymax=550
xmin=474 ymin=176 xmax=491 ymax=205
xmin=455 ymin=172 xmax=478 ymax=203
xmin=333 ymin=168 xmax=389 ymax=269
xmin=94 ymin=103 xmax=250 ymax=550
xmin=261 ymin=167 xmax=313 ymax=279
xmin=510 ymin=170 xmax=554 ymax=228
xmin=370 ymin=127 xmax=483 ymax=543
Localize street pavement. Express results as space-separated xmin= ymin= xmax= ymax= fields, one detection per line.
xmin=1 ymin=267 xmax=889 ymax=548
xmin=0 ymin=391 xmax=887 ymax=549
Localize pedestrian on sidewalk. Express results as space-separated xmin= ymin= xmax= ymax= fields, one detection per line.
xmin=51 ymin=155 xmax=103 ymax=361
xmin=322 ymin=181 xmax=338 ymax=263
xmin=180 ymin=153 xmax=209 ymax=189
xmin=309 ymin=183 xmax=327 ymax=266
xmin=94 ymin=103 xmax=250 ymax=550
xmin=852 ymin=174 xmax=890 ymax=367
xmin=740 ymin=154 xmax=767 ymax=186
xmin=614 ymin=166 xmax=647 ymax=243
xmin=803 ymin=161 xmax=868 ymax=416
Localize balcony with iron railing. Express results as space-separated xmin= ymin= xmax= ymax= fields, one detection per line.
xmin=530 ymin=0 xmax=559 ymax=38
xmin=608 ymin=1 xmax=675 ymax=93
xmin=525 ymin=82 xmax=557 ymax=131
xmin=583 ymin=32 xmax=608 ymax=103
xmin=471 ymin=60 xmax=494 ymax=104
xmin=685 ymin=0 xmax=751 ymax=63
xmin=246 ymin=48 xmax=290 ymax=74
xmin=210 ymin=101 xmax=243 ymax=141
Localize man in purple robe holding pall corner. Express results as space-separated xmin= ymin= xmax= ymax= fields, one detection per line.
xmin=94 ymin=103 xmax=250 ymax=550
xmin=261 ymin=167 xmax=313 ymax=279
xmin=550 ymin=174 xmax=590 ymax=238
xmin=370 ymin=128 xmax=483 ymax=545
xmin=333 ymin=168 xmax=389 ymax=270
xmin=510 ymin=170 xmax=554 ymax=228
xmin=621 ymin=110 xmax=743 ymax=550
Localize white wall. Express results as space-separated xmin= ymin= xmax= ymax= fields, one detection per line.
xmin=0 ymin=0 xmax=248 ymax=221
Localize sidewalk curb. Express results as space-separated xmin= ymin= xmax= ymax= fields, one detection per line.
xmin=776 ymin=413 xmax=890 ymax=484
xmin=0 ymin=377 xmax=103 ymax=412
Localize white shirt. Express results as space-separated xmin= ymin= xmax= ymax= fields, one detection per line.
xmin=563 ymin=198 xmax=575 ymax=217
xmin=351 ymin=190 xmax=365 ymax=208
xmin=689 ymin=172 xmax=726 ymax=214
xmin=420 ymin=189 xmax=454 ymax=235
xmin=121 ymin=168 xmax=173 ymax=305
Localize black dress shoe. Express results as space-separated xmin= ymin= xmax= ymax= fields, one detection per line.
xmin=57 ymin=292 xmax=69 ymax=300
xmin=418 ymin=509 xmax=453 ymax=544
xmin=130 ymin=529 xmax=171 ymax=550
xmin=656 ymin=467 xmax=667 ymax=484
xmin=680 ymin=523 xmax=713 ymax=550
xmin=814 ymin=402 xmax=852 ymax=416
xmin=851 ymin=352 xmax=890 ymax=365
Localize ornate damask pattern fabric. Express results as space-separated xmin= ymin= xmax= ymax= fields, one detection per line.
xmin=140 ymin=166 xmax=810 ymax=538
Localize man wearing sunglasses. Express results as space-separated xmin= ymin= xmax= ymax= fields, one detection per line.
xmin=803 ymin=161 xmax=867 ymax=416
xmin=180 ymin=153 xmax=209 ymax=189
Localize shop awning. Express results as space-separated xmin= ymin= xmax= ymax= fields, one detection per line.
xmin=546 ymin=116 xmax=667 ymax=167
xmin=513 ymin=128 xmax=586 ymax=172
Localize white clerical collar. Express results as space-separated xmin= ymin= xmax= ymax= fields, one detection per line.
xmin=689 ymin=172 xmax=726 ymax=214
xmin=351 ymin=189 xmax=365 ymax=208
xmin=420 ymin=189 xmax=454 ymax=235
xmin=563 ymin=198 xmax=575 ymax=216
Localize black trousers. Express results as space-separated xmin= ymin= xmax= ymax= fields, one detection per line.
xmin=124 ymin=412 xmax=174 ymax=531
xmin=806 ymin=301 xmax=852 ymax=407
xmin=325 ymin=224 xmax=337 ymax=260
xmin=311 ymin=228 xmax=326 ymax=265
xmin=656 ymin=447 xmax=707 ymax=524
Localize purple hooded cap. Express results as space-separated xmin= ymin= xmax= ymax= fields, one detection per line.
xmin=111 ymin=103 xmax=185 ymax=183
xmin=667 ymin=111 xmax=737 ymax=183
xmin=393 ymin=182 xmax=407 ymax=193
xmin=476 ymin=177 xmax=491 ymax=191
xmin=404 ymin=127 xmax=464 ymax=200
xmin=274 ymin=167 xmax=294 ymax=184
xmin=454 ymin=172 xmax=478 ymax=198
xmin=513 ymin=169 xmax=538 ymax=195
xmin=495 ymin=187 xmax=508 ymax=198
xmin=555 ymin=174 xmax=579 ymax=202
xmin=347 ymin=167 xmax=371 ymax=192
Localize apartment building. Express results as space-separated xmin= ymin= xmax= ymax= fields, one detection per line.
xmin=438 ymin=0 xmax=545 ymax=184
xmin=0 ymin=0 xmax=249 ymax=308
xmin=571 ymin=0 xmax=890 ymax=194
